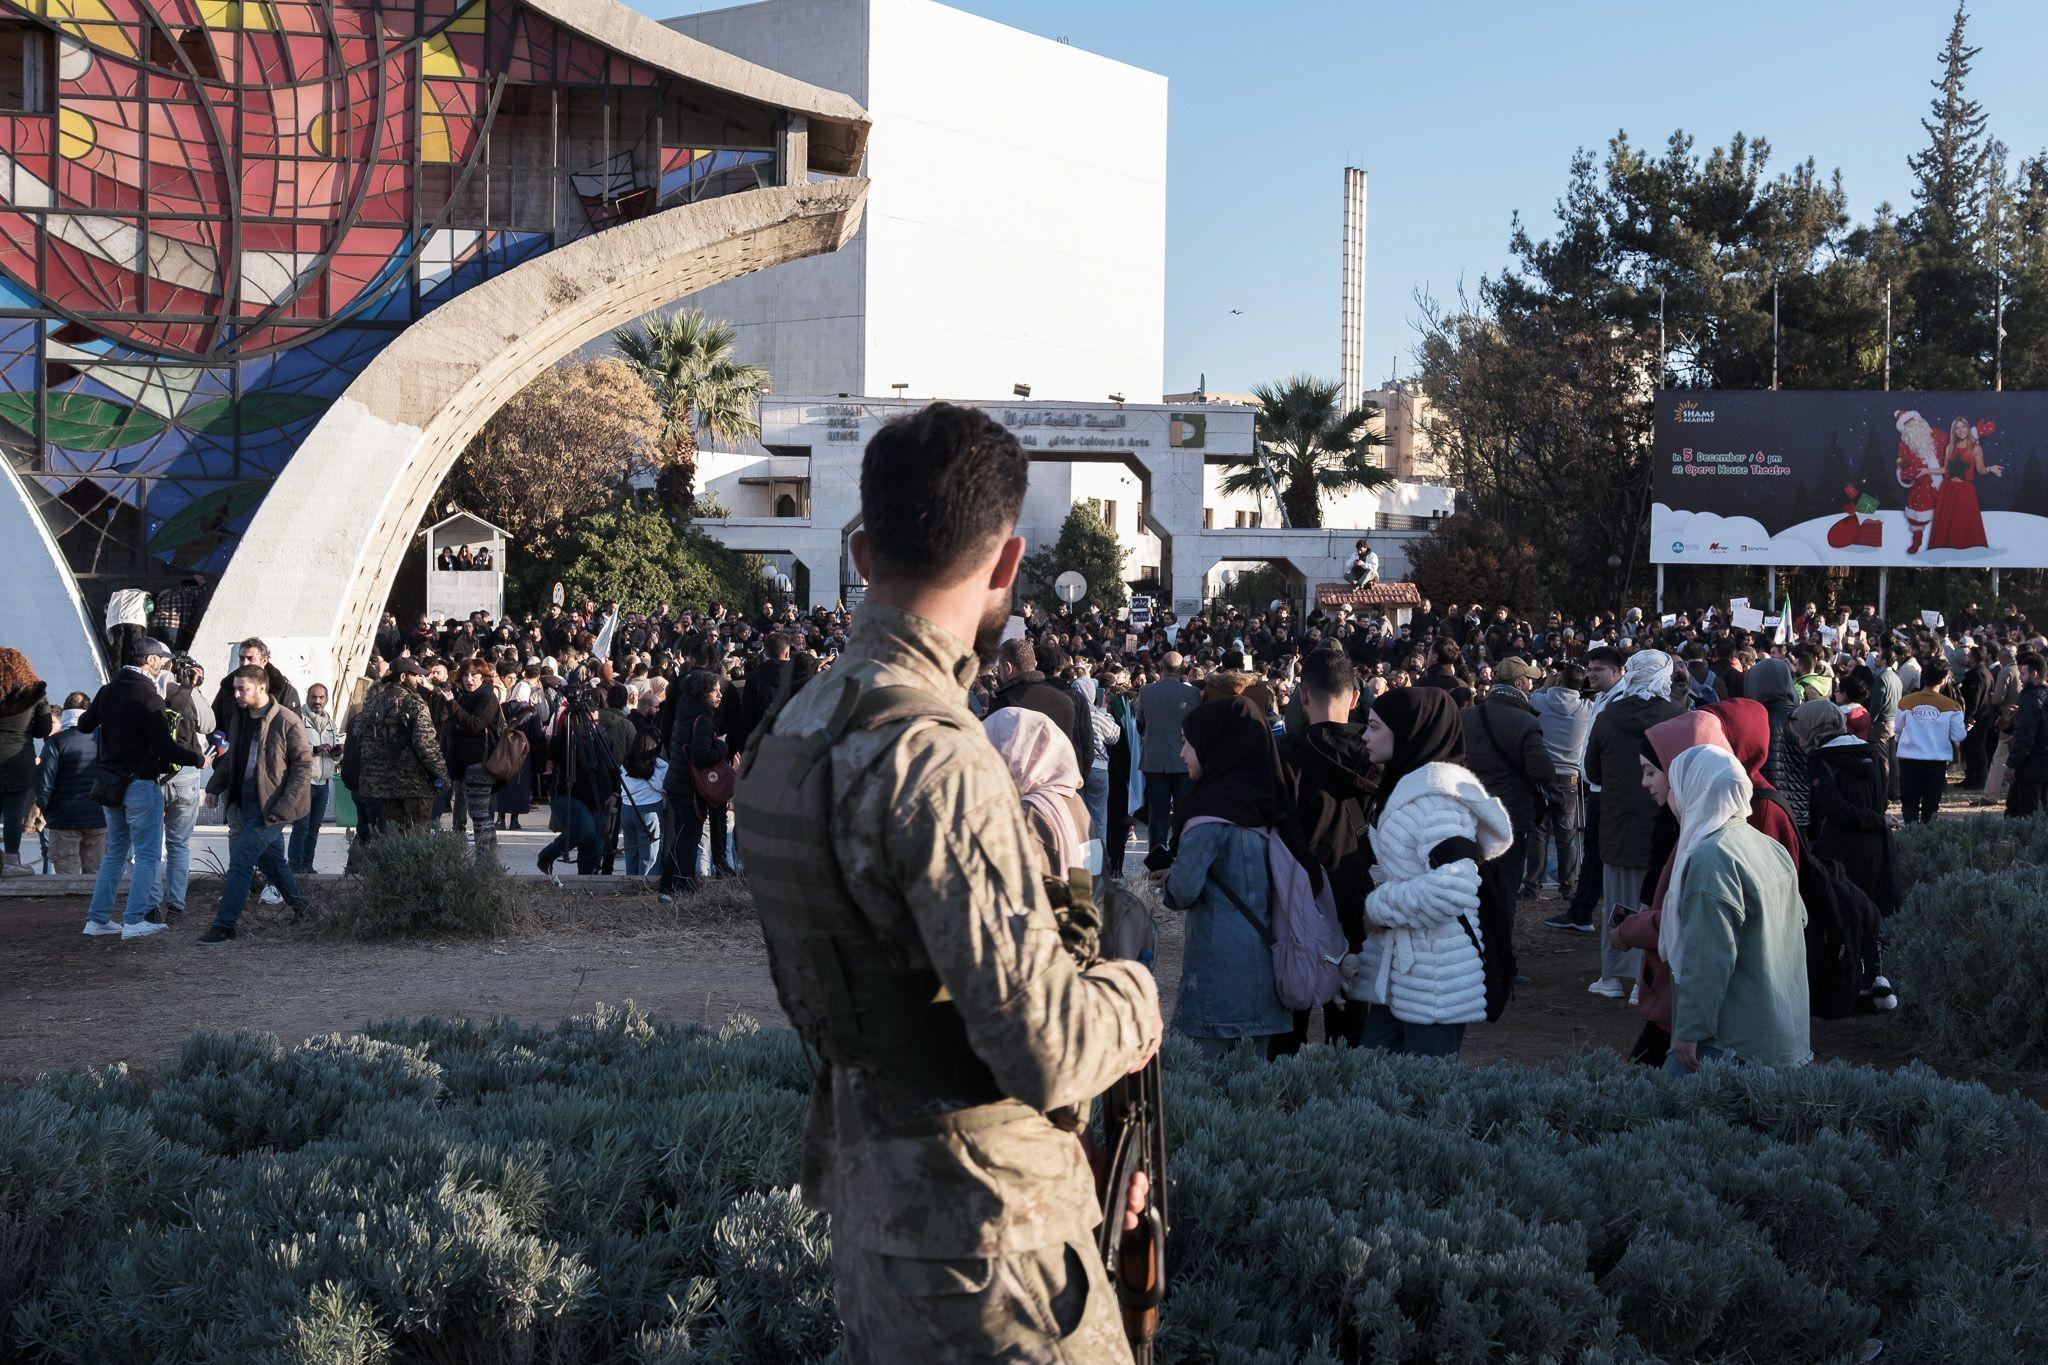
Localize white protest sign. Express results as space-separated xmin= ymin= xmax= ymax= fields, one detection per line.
xmin=1732 ymin=607 xmax=1767 ymax=631
xmin=1730 ymin=597 xmax=1750 ymax=611
xmin=1921 ymin=610 xmax=1944 ymax=629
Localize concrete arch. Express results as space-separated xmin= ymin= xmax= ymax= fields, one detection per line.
xmin=190 ymin=179 xmax=868 ymax=697
xmin=0 ymin=457 xmax=106 ymax=698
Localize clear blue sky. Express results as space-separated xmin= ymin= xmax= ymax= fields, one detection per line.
xmin=653 ymin=1 xmax=2048 ymax=396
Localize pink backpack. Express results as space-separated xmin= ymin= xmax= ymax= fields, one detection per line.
xmin=1181 ymin=818 xmax=1347 ymax=1010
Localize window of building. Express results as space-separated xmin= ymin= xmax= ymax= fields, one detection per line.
xmin=1249 ymin=509 xmax=1262 ymax=528
xmin=1101 ymin=499 xmax=1117 ymax=530
xmin=1202 ymin=508 xmax=1214 ymax=529
xmin=0 ymin=23 xmax=51 ymax=112
xmin=774 ymin=494 xmax=798 ymax=518
xmin=1233 ymin=509 xmax=1247 ymax=529
xmin=1136 ymin=500 xmax=1146 ymax=530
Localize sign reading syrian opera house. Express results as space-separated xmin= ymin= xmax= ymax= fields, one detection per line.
xmin=764 ymin=398 xmax=1256 ymax=459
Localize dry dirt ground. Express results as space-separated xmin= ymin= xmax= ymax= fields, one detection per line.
xmin=2 ymin=873 xmax=2039 ymax=1103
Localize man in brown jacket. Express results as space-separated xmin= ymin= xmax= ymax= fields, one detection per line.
xmin=199 ymin=664 xmax=313 ymax=942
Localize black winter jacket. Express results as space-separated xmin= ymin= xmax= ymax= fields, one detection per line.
xmin=2010 ymin=682 xmax=2048 ymax=782
xmin=78 ymin=669 xmax=205 ymax=782
xmin=1805 ymin=740 xmax=1901 ymax=914
xmin=0 ymin=682 xmax=53 ymax=793
xmin=1461 ymin=686 xmax=1560 ymax=836
xmin=1276 ymin=720 xmax=1377 ymax=947
xmin=36 ymin=724 xmax=100 ymax=829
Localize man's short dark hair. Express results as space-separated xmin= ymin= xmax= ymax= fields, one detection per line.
xmin=998 ymin=638 xmax=1036 ymax=674
xmin=860 ymin=402 xmax=1029 ymax=580
xmin=1299 ymin=646 xmax=1357 ymax=702
xmin=1585 ymin=646 xmax=1625 ymax=670
xmin=605 ymin=683 xmax=630 ymax=710
xmin=238 ymin=636 xmax=271 ymax=660
xmin=764 ymin=632 xmax=792 ymax=660
xmin=2020 ymin=652 xmax=2045 ymax=676
xmin=230 ymin=664 xmax=269 ymax=687
xmin=1556 ymin=661 xmax=1588 ymax=689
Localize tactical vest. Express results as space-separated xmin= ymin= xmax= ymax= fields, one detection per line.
xmin=735 ymin=677 xmax=1003 ymax=1103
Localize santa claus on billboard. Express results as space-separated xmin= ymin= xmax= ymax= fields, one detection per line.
xmin=1894 ymin=410 xmax=1944 ymax=555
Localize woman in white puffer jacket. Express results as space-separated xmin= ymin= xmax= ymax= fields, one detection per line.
xmin=1344 ymin=687 xmax=1513 ymax=1057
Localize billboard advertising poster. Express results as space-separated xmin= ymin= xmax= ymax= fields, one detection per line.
xmin=1652 ymin=392 xmax=2048 ymax=568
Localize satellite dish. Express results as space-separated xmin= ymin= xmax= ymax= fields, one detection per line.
xmin=1054 ymin=571 xmax=1088 ymax=604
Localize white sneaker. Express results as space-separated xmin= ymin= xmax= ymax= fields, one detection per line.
xmin=1628 ymin=984 xmax=1640 ymax=1006
xmin=121 ymin=920 xmax=168 ymax=940
xmin=82 ymin=919 xmax=121 ymax=937
xmin=1587 ymin=977 xmax=1626 ymax=999
xmin=260 ymin=885 xmax=284 ymax=904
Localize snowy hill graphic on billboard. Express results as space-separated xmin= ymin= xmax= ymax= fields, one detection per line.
xmin=1652 ymin=391 xmax=2048 ymax=568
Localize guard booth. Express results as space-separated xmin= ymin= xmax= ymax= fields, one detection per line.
xmin=422 ymin=511 xmax=507 ymax=621
xmin=1315 ymin=580 xmax=1421 ymax=632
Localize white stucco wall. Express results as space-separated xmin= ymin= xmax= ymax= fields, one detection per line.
xmin=665 ymin=0 xmax=1167 ymax=403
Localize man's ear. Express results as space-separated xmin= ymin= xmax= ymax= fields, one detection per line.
xmin=988 ymin=535 xmax=1026 ymax=593
xmin=848 ymin=530 xmax=871 ymax=580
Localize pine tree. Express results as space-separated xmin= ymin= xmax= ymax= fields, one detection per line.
xmin=1018 ymin=502 xmax=1130 ymax=614
xmin=1901 ymin=4 xmax=1996 ymax=387
xmin=1907 ymin=5 xmax=1992 ymax=247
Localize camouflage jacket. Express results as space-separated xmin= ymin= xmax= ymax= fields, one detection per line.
xmin=353 ymin=681 xmax=447 ymax=799
xmin=762 ymin=604 xmax=1159 ymax=1257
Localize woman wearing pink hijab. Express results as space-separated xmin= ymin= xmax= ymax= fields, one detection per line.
xmin=1612 ymin=710 xmax=1732 ymax=1067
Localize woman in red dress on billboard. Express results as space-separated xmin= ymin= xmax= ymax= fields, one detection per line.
xmin=1928 ymin=417 xmax=2002 ymax=551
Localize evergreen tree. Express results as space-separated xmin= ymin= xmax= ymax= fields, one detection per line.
xmin=1018 ymin=502 xmax=1130 ymax=615
xmin=1901 ymin=4 xmax=1996 ymax=387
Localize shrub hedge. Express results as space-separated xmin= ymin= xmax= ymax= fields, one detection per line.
xmin=1890 ymin=866 xmax=2048 ymax=1069
xmin=1893 ymin=811 xmax=2048 ymax=888
xmin=5 ymin=1008 xmax=2044 ymax=1363
xmin=327 ymin=827 xmax=533 ymax=940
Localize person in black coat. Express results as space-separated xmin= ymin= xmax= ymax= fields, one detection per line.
xmin=987 ymin=639 xmax=1083 ymax=764
xmin=660 ymin=669 xmax=732 ymax=897
xmin=0 ymin=648 xmax=54 ymax=873
xmin=730 ymin=636 xmax=794 ymax=754
xmin=1792 ymin=700 xmax=1901 ymax=915
xmin=1271 ymin=648 xmax=1377 ymax=1054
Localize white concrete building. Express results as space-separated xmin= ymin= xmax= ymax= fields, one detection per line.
xmin=664 ymin=0 xmax=1167 ymax=403
xmin=697 ymin=396 xmax=1452 ymax=614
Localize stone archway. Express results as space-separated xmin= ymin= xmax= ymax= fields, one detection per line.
xmin=190 ymin=180 xmax=867 ymax=696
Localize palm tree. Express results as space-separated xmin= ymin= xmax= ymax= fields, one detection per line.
xmin=611 ymin=309 xmax=771 ymax=511
xmin=1217 ymin=374 xmax=1392 ymax=529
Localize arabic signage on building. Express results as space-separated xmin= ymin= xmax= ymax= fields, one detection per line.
xmin=763 ymin=398 xmax=1255 ymax=459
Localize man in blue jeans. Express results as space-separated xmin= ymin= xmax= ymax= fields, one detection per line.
xmin=154 ymin=654 xmax=214 ymax=921
xmin=78 ymin=636 xmax=206 ymax=940
xmin=198 ymin=665 xmax=314 ymax=943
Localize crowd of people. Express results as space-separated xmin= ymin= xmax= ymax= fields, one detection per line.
xmin=4 ymin=552 xmax=2044 ymax=1069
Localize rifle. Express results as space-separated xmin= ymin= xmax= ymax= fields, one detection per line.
xmin=1095 ymin=1053 xmax=1167 ymax=1361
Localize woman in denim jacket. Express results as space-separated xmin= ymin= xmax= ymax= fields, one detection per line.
xmin=1159 ymin=696 xmax=1292 ymax=1054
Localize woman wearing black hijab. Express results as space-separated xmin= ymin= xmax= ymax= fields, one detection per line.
xmin=1341 ymin=686 xmax=1514 ymax=1056
xmin=1157 ymin=696 xmax=1294 ymax=1055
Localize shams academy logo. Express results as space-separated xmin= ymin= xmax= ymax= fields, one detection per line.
xmin=1672 ymin=401 xmax=1716 ymax=424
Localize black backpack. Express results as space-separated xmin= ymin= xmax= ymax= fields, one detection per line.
xmin=1432 ymin=835 xmax=1516 ymax=1023
xmin=1754 ymin=791 xmax=1883 ymax=1019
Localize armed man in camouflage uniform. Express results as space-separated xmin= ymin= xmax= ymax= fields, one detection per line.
xmin=353 ymin=658 xmax=448 ymax=829
xmin=738 ymin=403 xmax=1162 ymax=1363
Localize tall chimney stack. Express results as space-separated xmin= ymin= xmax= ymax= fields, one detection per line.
xmin=1340 ymin=167 xmax=1367 ymax=416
